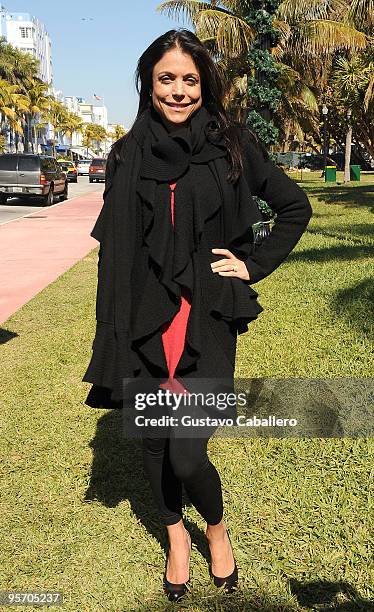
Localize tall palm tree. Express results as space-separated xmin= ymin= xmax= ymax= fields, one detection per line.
xmin=61 ymin=112 xmax=85 ymax=159
xmin=157 ymin=0 xmax=371 ymax=149
xmin=9 ymin=92 xmax=29 ymax=152
xmin=0 ymin=79 xmax=18 ymax=135
xmin=22 ymin=79 xmax=51 ymax=153
xmin=332 ymin=53 xmax=374 ymax=168
xmin=0 ymin=79 xmax=27 ymax=150
xmin=112 ymin=124 xmax=126 ymax=140
xmin=274 ymin=62 xmax=320 ymax=148
xmin=0 ymin=134 xmax=6 ymax=153
xmin=0 ymin=37 xmax=42 ymax=151
xmin=83 ymin=124 xmax=108 ymax=156
xmin=0 ymin=37 xmax=39 ymax=88
xmin=42 ymin=99 xmax=71 ymax=157
xmin=158 ymin=1 xmax=370 ymax=60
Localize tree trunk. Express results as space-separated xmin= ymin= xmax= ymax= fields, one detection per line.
xmin=344 ymin=124 xmax=352 ymax=183
xmin=283 ymin=122 xmax=291 ymax=152
xmin=24 ymin=114 xmax=30 ymax=153
xmin=0 ymin=115 xmax=8 ymax=138
xmin=33 ymin=119 xmax=38 ymax=154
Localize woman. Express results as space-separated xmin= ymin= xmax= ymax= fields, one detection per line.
xmin=82 ymin=29 xmax=312 ymax=602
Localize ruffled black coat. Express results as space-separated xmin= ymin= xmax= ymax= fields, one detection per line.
xmin=82 ymin=125 xmax=313 ymax=409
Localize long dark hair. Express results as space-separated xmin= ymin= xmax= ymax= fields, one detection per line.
xmin=112 ymin=29 xmax=245 ymax=183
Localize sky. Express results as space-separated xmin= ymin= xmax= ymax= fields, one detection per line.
xmin=4 ymin=1 xmax=189 ymax=127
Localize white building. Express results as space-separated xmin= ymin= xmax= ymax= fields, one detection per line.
xmin=93 ymin=105 xmax=108 ymax=130
xmin=77 ymin=99 xmax=108 ymax=131
xmin=64 ymin=96 xmax=81 ymax=115
xmin=0 ymin=8 xmax=53 ymax=84
xmin=74 ymin=98 xmax=109 ymax=155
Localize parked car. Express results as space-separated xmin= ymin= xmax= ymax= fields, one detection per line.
xmin=58 ymin=160 xmax=78 ymax=183
xmin=0 ymin=154 xmax=68 ymax=206
xmin=89 ymin=158 xmax=107 ymax=183
xmin=76 ymin=159 xmax=92 ymax=175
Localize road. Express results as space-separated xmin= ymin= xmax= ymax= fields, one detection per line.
xmin=0 ymin=175 xmax=104 ymax=225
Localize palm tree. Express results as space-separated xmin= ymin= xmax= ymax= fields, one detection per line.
xmin=0 ymin=79 xmax=26 ymax=150
xmin=22 ymin=79 xmax=51 ymax=153
xmin=60 ymin=112 xmax=85 ymax=160
xmin=158 ymin=1 xmax=370 ymax=61
xmin=157 ymin=0 xmax=371 ymax=150
xmin=0 ymin=37 xmax=42 ymax=151
xmin=274 ymin=63 xmax=320 ymax=149
xmin=42 ymin=99 xmax=72 ymax=157
xmin=112 ymin=124 xmax=126 ymax=140
xmin=0 ymin=134 xmax=6 ymax=153
xmin=0 ymin=79 xmax=17 ymax=134
xmin=9 ymin=91 xmax=29 ymax=152
xmin=83 ymin=123 xmax=108 ymax=156
xmin=332 ymin=53 xmax=374 ymax=173
xmin=0 ymin=37 xmax=39 ymax=87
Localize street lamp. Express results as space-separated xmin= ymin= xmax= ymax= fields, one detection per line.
xmin=322 ymin=104 xmax=328 ymax=177
xmin=344 ymin=108 xmax=353 ymax=183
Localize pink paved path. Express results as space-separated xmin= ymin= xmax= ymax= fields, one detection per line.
xmin=0 ymin=192 xmax=103 ymax=324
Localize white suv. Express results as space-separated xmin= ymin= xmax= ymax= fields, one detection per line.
xmin=77 ymin=160 xmax=92 ymax=175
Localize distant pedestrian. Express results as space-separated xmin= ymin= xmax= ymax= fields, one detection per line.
xmin=83 ymin=29 xmax=312 ymax=602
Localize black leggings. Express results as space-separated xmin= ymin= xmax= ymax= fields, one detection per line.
xmin=141 ymin=432 xmax=224 ymax=526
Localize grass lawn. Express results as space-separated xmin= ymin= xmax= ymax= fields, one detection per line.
xmin=1 ymin=174 xmax=373 ymax=611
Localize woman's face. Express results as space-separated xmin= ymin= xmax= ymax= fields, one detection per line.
xmin=151 ymin=46 xmax=202 ymax=128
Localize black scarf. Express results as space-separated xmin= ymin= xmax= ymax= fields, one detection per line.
xmin=135 ymin=106 xmax=229 ymax=307
xmin=88 ymin=104 xmax=263 ymax=399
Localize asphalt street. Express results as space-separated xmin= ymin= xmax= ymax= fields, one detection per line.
xmin=0 ymin=175 xmax=104 ymax=225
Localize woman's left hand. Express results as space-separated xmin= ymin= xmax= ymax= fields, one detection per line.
xmin=210 ymin=248 xmax=250 ymax=282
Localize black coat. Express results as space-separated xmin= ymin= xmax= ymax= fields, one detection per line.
xmin=82 ymin=132 xmax=313 ymax=409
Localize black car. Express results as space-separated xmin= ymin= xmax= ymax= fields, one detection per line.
xmin=0 ymin=154 xmax=68 ymax=206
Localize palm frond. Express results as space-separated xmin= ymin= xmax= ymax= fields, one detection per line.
xmin=277 ymin=61 xmax=303 ymax=85
xmin=299 ymin=84 xmax=319 ymax=111
xmin=277 ymin=0 xmax=348 ymax=23
xmin=333 ymin=55 xmax=372 ymax=97
xmin=273 ymin=18 xmax=292 ymax=38
xmin=347 ymin=0 xmax=374 ymax=30
xmin=195 ymin=9 xmax=255 ymax=57
xmin=216 ymin=0 xmax=248 ymax=11
xmin=276 ymin=63 xmax=319 ymax=112
xmin=289 ymin=20 xmax=368 ymax=56
xmin=157 ymin=0 xmax=213 ymax=24
xmin=0 ymin=106 xmax=17 ymax=121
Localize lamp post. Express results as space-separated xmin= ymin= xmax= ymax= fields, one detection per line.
xmin=322 ymin=104 xmax=328 ymax=178
xmin=344 ymin=108 xmax=352 ymax=183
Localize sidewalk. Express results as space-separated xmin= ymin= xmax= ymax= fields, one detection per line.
xmin=0 ymin=192 xmax=103 ymax=325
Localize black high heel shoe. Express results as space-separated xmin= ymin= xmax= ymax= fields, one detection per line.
xmin=208 ymin=529 xmax=238 ymax=594
xmin=163 ymin=530 xmax=191 ymax=602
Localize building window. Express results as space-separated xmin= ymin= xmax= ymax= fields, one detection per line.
xmin=19 ymin=26 xmax=33 ymax=38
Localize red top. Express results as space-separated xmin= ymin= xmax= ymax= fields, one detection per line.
xmin=159 ymin=182 xmax=192 ymax=394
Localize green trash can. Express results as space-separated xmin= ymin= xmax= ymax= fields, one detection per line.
xmin=350 ymin=164 xmax=361 ymax=181
xmin=325 ymin=165 xmax=337 ymax=182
